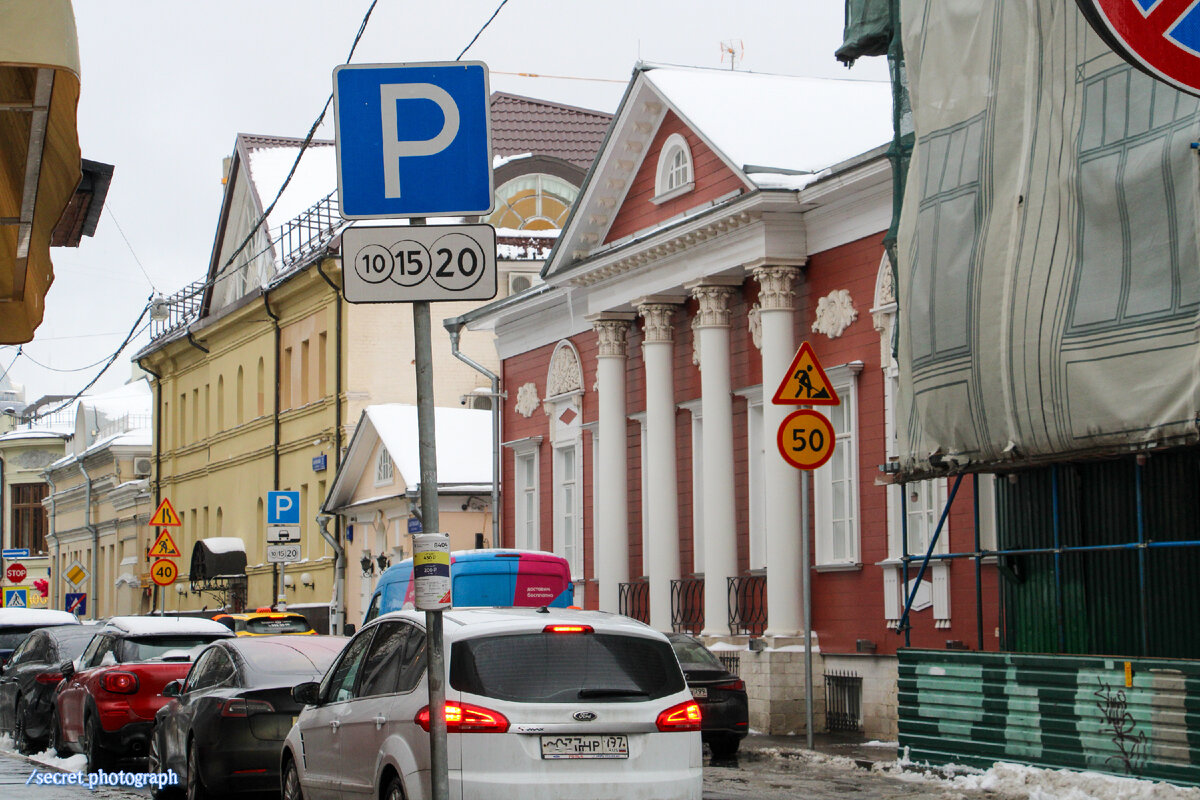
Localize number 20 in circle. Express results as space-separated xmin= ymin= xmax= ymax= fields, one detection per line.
xmin=777 ymin=409 xmax=835 ymax=470
xmin=151 ymin=558 xmax=178 ymax=586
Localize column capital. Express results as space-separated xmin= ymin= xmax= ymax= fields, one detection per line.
xmin=689 ymin=284 xmax=737 ymax=329
xmin=753 ymin=265 xmax=802 ymax=311
xmin=637 ymin=300 xmax=682 ymax=343
xmin=590 ymin=314 xmax=635 ymax=358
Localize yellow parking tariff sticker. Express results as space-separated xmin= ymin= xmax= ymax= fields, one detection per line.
xmin=413 ymin=533 xmax=451 ymax=610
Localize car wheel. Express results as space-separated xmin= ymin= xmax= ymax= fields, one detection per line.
xmin=709 ymin=734 xmax=740 ymax=760
xmin=46 ymin=708 xmax=62 ymax=757
xmin=383 ymin=773 xmax=405 ymax=800
xmin=149 ymin=731 xmax=182 ymax=800
xmin=282 ymin=757 xmax=303 ymax=800
xmin=84 ymin=713 xmax=109 ymax=772
xmin=13 ymin=697 xmax=33 ymax=754
xmin=187 ymin=740 xmax=208 ymax=800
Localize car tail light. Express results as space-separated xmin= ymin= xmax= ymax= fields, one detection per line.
xmin=713 ymin=679 xmax=745 ymax=692
xmin=542 ymin=624 xmax=593 ymax=634
xmin=220 ymin=698 xmax=276 ymax=717
xmin=415 ymin=703 xmax=509 ymax=733
xmin=656 ymin=700 xmax=702 ymax=731
xmin=35 ymin=672 xmax=63 ymax=685
xmin=99 ymin=672 xmax=139 ymax=694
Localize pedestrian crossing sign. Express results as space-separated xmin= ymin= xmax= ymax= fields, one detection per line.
xmin=149 ymin=497 xmax=182 ymax=527
xmin=149 ymin=529 xmax=182 ymax=558
xmin=771 ymin=341 xmax=840 ymax=406
xmin=3 ymin=587 xmax=28 ymax=608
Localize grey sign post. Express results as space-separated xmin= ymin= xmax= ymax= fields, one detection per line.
xmin=333 ymin=60 xmax=494 ymax=800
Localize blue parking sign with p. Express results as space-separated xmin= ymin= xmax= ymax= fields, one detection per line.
xmin=268 ymin=491 xmax=301 ymax=525
xmin=334 ymin=61 xmax=493 ymax=219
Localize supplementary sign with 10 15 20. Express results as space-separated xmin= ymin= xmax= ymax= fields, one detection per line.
xmin=267 ymin=544 xmax=301 ymax=563
xmin=341 ymin=224 xmax=497 ymax=303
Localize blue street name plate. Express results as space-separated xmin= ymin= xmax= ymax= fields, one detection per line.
xmin=333 ymin=61 xmax=493 ymax=219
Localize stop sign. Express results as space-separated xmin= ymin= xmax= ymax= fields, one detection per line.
xmin=5 ymin=563 xmax=26 ymax=583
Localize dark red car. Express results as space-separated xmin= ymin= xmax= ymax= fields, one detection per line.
xmin=52 ymin=616 xmax=233 ymax=770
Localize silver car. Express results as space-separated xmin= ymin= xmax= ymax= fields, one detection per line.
xmin=281 ymin=607 xmax=702 ymax=800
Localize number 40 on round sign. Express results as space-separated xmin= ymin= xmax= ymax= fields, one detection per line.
xmin=776 ymin=409 xmax=835 ymax=470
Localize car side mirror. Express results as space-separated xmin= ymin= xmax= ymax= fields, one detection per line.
xmin=60 ymin=660 xmax=75 ymax=680
xmin=161 ymin=679 xmax=183 ymax=698
xmin=292 ymin=682 xmax=321 ymax=706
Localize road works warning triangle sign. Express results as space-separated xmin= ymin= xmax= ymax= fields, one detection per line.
xmin=149 ymin=497 xmax=182 ymax=527
xmin=772 ymin=341 xmax=840 ymax=406
xmin=149 ymin=529 xmax=182 ymax=558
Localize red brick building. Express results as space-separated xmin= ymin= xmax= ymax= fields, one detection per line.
xmin=455 ymin=64 xmax=1000 ymax=738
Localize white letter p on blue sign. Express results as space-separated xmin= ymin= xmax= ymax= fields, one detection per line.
xmin=268 ymin=491 xmax=301 ymax=525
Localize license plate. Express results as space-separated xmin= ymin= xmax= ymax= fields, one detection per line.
xmin=690 ymin=687 xmax=708 ymax=699
xmin=541 ymin=735 xmax=628 ymax=759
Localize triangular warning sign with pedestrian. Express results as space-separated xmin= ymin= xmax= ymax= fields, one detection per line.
xmin=149 ymin=529 xmax=182 ymax=558
xmin=772 ymin=341 xmax=840 ymax=406
xmin=149 ymin=497 xmax=181 ymax=526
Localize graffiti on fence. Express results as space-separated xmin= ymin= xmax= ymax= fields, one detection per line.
xmin=1094 ymin=680 xmax=1148 ymax=775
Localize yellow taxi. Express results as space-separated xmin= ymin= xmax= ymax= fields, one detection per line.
xmin=212 ymin=609 xmax=317 ymax=636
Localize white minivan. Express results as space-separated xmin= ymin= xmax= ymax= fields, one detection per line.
xmin=281 ymin=607 xmax=702 ymax=800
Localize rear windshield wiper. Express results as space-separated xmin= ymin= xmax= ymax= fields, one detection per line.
xmin=577 ymin=688 xmax=650 ymax=698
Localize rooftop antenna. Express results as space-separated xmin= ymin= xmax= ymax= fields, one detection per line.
xmin=720 ymin=40 xmax=744 ymax=70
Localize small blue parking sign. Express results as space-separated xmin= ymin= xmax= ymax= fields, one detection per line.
xmin=333 ymin=61 xmax=493 ymax=219
xmin=267 ymin=491 xmax=301 ymax=525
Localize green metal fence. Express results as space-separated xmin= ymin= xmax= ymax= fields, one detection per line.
xmin=898 ymin=649 xmax=1200 ymax=786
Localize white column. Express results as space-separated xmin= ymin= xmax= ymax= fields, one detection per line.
xmin=639 ymin=300 xmax=682 ymax=631
xmin=689 ymin=282 xmax=740 ymax=636
xmin=591 ymin=314 xmax=634 ymax=613
xmin=755 ymin=266 xmax=804 ymax=637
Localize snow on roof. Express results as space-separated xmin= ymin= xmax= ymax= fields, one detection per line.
xmin=0 ymin=429 xmax=69 ymax=443
xmin=366 ymin=405 xmax=492 ymax=487
xmin=108 ymin=616 xmax=232 ymax=635
xmin=0 ymin=609 xmax=80 ymax=626
xmin=199 ymin=537 xmax=246 ymax=554
xmin=643 ymin=65 xmax=893 ymax=180
xmin=245 ymin=142 xmax=337 ymax=242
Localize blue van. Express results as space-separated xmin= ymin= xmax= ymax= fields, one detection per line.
xmin=363 ymin=549 xmax=574 ymax=624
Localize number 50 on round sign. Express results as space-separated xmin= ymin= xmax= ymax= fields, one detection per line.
xmin=777 ymin=409 xmax=835 ymax=470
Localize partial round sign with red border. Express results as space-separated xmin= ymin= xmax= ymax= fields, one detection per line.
xmin=5 ymin=563 xmax=26 ymax=583
xmin=151 ymin=558 xmax=178 ymax=586
xmin=777 ymin=409 xmax=836 ymax=470
xmin=1078 ymin=0 xmax=1200 ymax=96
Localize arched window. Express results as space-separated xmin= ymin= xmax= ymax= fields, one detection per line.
xmin=487 ymin=173 xmax=579 ymax=230
xmin=236 ymin=366 xmax=244 ymax=424
xmin=653 ymin=133 xmax=694 ymax=202
xmin=256 ymin=358 xmax=265 ymax=417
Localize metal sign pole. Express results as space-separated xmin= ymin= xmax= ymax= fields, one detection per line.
xmin=414 ymin=289 xmax=449 ymax=800
xmin=801 ymin=467 xmax=814 ymax=750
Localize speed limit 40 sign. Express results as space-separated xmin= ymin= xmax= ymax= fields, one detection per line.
xmin=342 ymin=224 xmax=497 ymax=303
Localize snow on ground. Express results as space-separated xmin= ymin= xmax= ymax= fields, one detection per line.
xmin=873 ymin=750 xmax=1200 ymax=800
xmin=0 ymin=732 xmax=86 ymax=772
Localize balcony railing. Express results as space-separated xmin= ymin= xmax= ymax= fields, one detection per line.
xmin=149 ymin=279 xmax=207 ymax=341
xmin=670 ymin=577 xmax=704 ymax=634
xmin=727 ymin=574 xmax=767 ymax=636
xmin=618 ymin=580 xmax=649 ymax=624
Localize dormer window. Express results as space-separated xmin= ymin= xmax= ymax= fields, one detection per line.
xmin=375 ymin=448 xmax=394 ymax=486
xmin=652 ymin=133 xmax=694 ymax=203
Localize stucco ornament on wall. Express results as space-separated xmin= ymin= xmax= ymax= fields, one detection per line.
xmin=748 ymin=303 xmax=762 ymax=351
xmin=812 ymin=289 xmax=858 ymax=339
xmin=515 ymin=382 xmax=540 ymax=418
xmin=543 ymin=341 xmax=584 ymax=417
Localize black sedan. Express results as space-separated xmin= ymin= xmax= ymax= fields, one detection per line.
xmin=667 ymin=632 xmax=749 ymax=758
xmin=0 ymin=625 xmax=96 ymax=753
xmin=149 ymin=635 xmax=347 ymax=800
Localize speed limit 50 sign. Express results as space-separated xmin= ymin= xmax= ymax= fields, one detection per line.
xmin=342 ymin=224 xmax=497 ymax=303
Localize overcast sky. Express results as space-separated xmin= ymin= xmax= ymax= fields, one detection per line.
xmin=2 ymin=0 xmax=890 ymax=404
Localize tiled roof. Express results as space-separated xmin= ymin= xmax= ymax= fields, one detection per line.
xmin=490 ymin=92 xmax=612 ymax=170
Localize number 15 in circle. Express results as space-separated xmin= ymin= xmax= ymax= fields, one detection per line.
xmin=776 ymin=409 xmax=835 ymax=470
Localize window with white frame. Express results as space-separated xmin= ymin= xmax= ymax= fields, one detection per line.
xmin=653 ymin=133 xmax=694 ymax=202
xmin=735 ymin=387 xmax=767 ymax=571
xmin=814 ymin=363 xmax=863 ymax=567
xmin=375 ymin=448 xmax=394 ymax=486
xmin=554 ymin=443 xmax=582 ymax=578
xmin=506 ymin=438 xmax=541 ymax=551
xmin=680 ymin=401 xmax=704 ymax=573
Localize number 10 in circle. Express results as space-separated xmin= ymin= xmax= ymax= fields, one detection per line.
xmin=776 ymin=409 xmax=835 ymax=470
